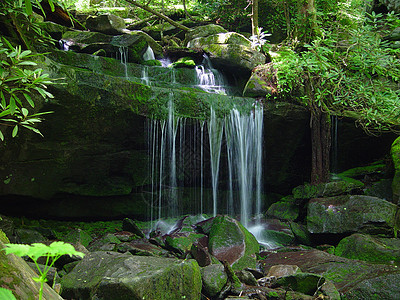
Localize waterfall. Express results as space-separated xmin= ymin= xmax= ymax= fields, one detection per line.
xmin=225 ymin=104 xmax=263 ymax=227
xmin=195 ymin=54 xmax=226 ymax=94
xmin=208 ymin=107 xmax=224 ymax=216
xmin=143 ymin=46 xmax=155 ymax=61
xmin=118 ymin=46 xmax=129 ymax=79
xmin=141 ymin=66 xmax=150 ymax=86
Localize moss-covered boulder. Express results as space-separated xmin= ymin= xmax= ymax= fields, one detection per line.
xmin=0 ymin=231 xmax=63 ymax=300
xmin=201 ymin=264 xmax=228 ymax=298
xmin=243 ymin=63 xmax=278 ymax=97
xmin=165 ymin=232 xmax=206 ymax=256
xmin=196 ymin=43 xmax=266 ymax=73
xmin=184 ymin=24 xmax=228 ymax=46
xmin=292 ymin=180 xmax=364 ymax=199
xmin=254 ymin=220 xmax=295 ymax=248
xmin=85 ymin=13 xmax=126 ymax=35
xmin=307 ymin=195 xmax=399 ymax=234
xmin=260 ymin=249 xmax=400 ymax=299
xmin=60 ymin=251 xmax=202 ymax=300
xmin=335 ymin=233 xmax=400 ymax=263
xmin=188 ymin=32 xmax=251 ymax=48
xmin=266 ymin=195 xmax=299 ymax=221
xmin=391 ymin=136 xmax=400 ymax=204
xmin=208 ymin=215 xmax=259 ymax=270
xmin=276 ymin=272 xmax=325 ymax=296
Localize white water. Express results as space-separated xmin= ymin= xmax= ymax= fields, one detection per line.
xmin=141 ymin=66 xmax=150 ymax=85
xmin=143 ymin=46 xmax=155 ymax=61
xmin=195 ymin=54 xmax=226 ymax=94
xmin=118 ymin=46 xmax=129 ymax=79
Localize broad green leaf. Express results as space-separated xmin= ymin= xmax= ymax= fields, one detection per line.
xmin=17 ymin=61 xmax=37 ymax=66
xmin=21 ymin=125 xmax=43 ymax=137
xmin=0 ymin=287 xmax=17 ymax=300
xmin=23 ymin=93 xmax=34 ymax=107
xmin=0 ymin=109 xmax=11 ymax=118
xmin=4 ymin=244 xmax=31 ymax=257
xmin=24 ymin=0 xmax=33 ymax=15
xmin=0 ymin=130 xmax=3 ymax=141
xmin=47 ymin=241 xmax=85 ymax=258
xmin=12 ymin=125 xmax=18 ymax=138
xmin=9 ymin=97 xmax=16 ymax=115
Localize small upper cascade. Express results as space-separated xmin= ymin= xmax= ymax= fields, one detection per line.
xmin=143 ymin=46 xmax=155 ymax=61
xmin=118 ymin=46 xmax=129 ymax=79
xmin=195 ymin=54 xmax=227 ymax=94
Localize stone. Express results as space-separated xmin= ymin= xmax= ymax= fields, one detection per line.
xmin=259 ymin=249 xmax=400 ymax=299
xmin=196 ymin=43 xmax=266 ymax=73
xmin=275 ymin=272 xmax=325 ymax=296
xmin=307 ymin=195 xmax=400 ymax=234
xmin=201 ymin=264 xmax=228 ymax=298
xmin=292 ymin=180 xmax=364 ymax=199
xmin=15 ymin=228 xmax=47 ymax=244
xmin=184 ymin=24 xmax=228 ymax=46
xmin=290 ymin=222 xmax=312 ymax=245
xmin=266 ymin=195 xmax=299 ymax=221
xmin=0 ymin=231 xmax=63 ymax=300
xmin=391 ymin=136 xmax=400 ymax=204
xmin=364 ymin=178 xmax=393 ymax=202
xmin=208 ymin=215 xmax=259 ymax=270
xmin=169 ymin=57 xmax=196 ymax=68
xmin=87 ymin=233 xmax=121 ymax=251
xmin=187 ymin=32 xmax=251 ymax=48
xmin=85 ymin=14 xmax=126 ymax=35
xmin=127 ymin=30 xmax=163 ymax=56
xmin=236 ymin=269 xmax=257 ymax=286
xmin=164 ymin=232 xmax=206 ymax=256
xmin=63 ymin=228 xmax=93 ymax=248
xmin=266 ymin=264 xmax=301 ymax=278
xmin=254 ymin=219 xmax=295 ymax=248
xmin=243 ymin=63 xmax=278 ymax=97
xmin=122 ymin=218 xmax=145 ymax=238
xmin=335 ymin=233 xmax=400 ymax=263
xmin=116 ymin=239 xmax=171 ymax=257
xmin=60 ymin=251 xmax=202 ymax=300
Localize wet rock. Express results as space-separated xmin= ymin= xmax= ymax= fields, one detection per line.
xmin=113 ymin=231 xmax=138 ymax=242
xmin=260 ymin=249 xmax=400 ymax=299
xmin=335 ymin=233 xmax=400 ymax=263
xmin=85 ymin=14 xmax=126 ymax=35
xmin=266 ymin=195 xmax=299 ymax=221
xmin=289 ymin=222 xmax=312 ymax=245
xmin=122 ymin=218 xmax=145 ymax=238
xmin=116 ymin=239 xmax=172 ymax=257
xmin=254 ymin=219 xmax=295 ymax=248
xmin=307 ymin=195 xmax=399 ymax=234
xmin=87 ymin=233 xmax=121 ymax=251
xmin=292 ymin=180 xmax=364 ymax=199
xmin=188 ymin=32 xmax=251 ymax=48
xmin=201 ymin=264 xmax=228 ymax=298
xmin=208 ymin=215 xmax=259 ymax=270
xmin=63 ymin=228 xmax=93 ymax=248
xmin=15 ymin=228 xmax=47 ymax=244
xmin=61 ymin=251 xmax=202 ymax=300
xmin=266 ymin=264 xmax=301 ymax=278
xmin=243 ymin=63 xmax=278 ymax=97
xmin=165 ymin=232 xmax=206 ymax=257
xmin=184 ymin=24 xmax=228 ymax=45
xmin=275 ymin=272 xmax=325 ymax=296
xmin=236 ymin=269 xmax=257 ymax=286
xmin=364 ymin=178 xmax=393 ymax=202
xmin=191 ymin=236 xmax=213 ymax=267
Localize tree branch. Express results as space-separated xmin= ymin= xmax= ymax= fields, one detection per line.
xmin=124 ymin=0 xmax=190 ymax=32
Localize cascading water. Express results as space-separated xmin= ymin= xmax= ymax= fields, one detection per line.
xmin=143 ymin=46 xmax=155 ymax=61
xmin=195 ymin=54 xmax=226 ymax=94
xmin=145 ymin=57 xmax=265 ymax=240
xmin=118 ymin=46 xmax=129 ymax=79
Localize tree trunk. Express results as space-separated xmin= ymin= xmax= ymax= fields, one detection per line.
xmin=310 ymin=108 xmax=331 ymax=184
xmin=251 ymin=0 xmax=259 ymax=37
xmin=124 ymin=0 xmax=190 ymax=31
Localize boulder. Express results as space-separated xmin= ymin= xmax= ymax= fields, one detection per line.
xmin=63 ymin=229 xmax=93 ymax=248
xmin=201 ymin=264 xmax=228 ymax=298
xmin=243 ymin=63 xmax=278 ymax=97
xmin=85 ymin=14 xmax=126 ymax=35
xmin=335 ymin=233 xmax=400 ymax=263
xmin=187 ymin=32 xmax=251 ymax=48
xmin=184 ymin=24 xmax=228 ymax=46
xmin=252 ymin=219 xmax=295 ymax=248
xmin=0 ymin=231 xmax=63 ymax=300
xmin=275 ymin=272 xmax=325 ymax=296
xmin=266 ymin=195 xmax=299 ymax=221
xmin=116 ymin=239 xmax=172 ymax=257
xmin=307 ymin=195 xmax=400 ymax=234
xmin=122 ymin=218 xmax=145 ymax=238
xmin=15 ymin=228 xmax=47 ymax=244
xmin=391 ymin=135 xmax=400 ymax=204
xmin=208 ymin=215 xmax=259 ymax=270
xmin=194 ymin=43 xmax=266 ymax=73
xmin=266 ymin=264 xmax=301 ymax=278
xmin=260 ymin=249 xmax=400 ymax=299
xmin=60 ymin=251 xmax=202 ymax=300
xmin=292 ymin=180 xmax=364 ymax=199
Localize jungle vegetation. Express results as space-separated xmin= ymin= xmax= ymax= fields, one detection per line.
xmin=0 ymin=0 xmax=399 ymax=183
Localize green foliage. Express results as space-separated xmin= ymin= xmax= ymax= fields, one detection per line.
xmin=272 ymin=10 xmax=400 ymax=134
xmin=0 ymin=287 xmax=17 ymax=300
xmin=0 ymin=38 xmax=55 ymax=141
xmin=4 ymin=241 xmax=84 ymax=300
